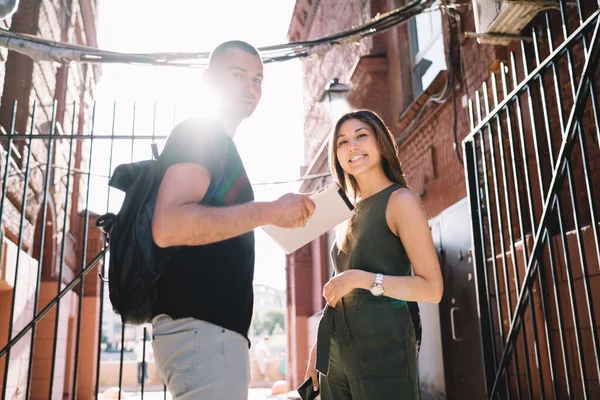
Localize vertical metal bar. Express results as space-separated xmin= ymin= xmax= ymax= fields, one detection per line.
xmin=131 ymin=102 xmax=136 ymax=162
xmin=499 ymin=65 xmax=527 ymax=291
xmin=482 ymin=81 xmax=523 ymax=399
xmin=554 ymin=193 xmax=589 ymax=398
xmin=0 ymin=102 xmax=15 ymax=392
xmin=571 ymin=0 xmax=600 ymax=148
xmin=557 ymin=0 xmax=597 ymax=122
xmin=516 ymin=39 xmax=571 ymax=399
xmin=543 ymin=15 xmax=567 ymax=140
xmin=490 ymin=16 xmax=600 ymax=395
xmin=521 ymin=42 xmax=544 ymax=225
xmin=533 ymin=18 xmax=590 ymax=394
xmin=508 ymin=53 xmax=537 ymax=241
xmin=507 ymin=57 xmax=559 ymax=393
xmin=529 ymin=35 xmax=585 ymax=364
xmin=527 ymin=205 xmax=551 ymax=399
xmin=141 ymin=327 xmax=147 ymax=398
xmin=49 ymin=102 xmax=78 ymax=399
xmin=556 ymin=2 xmax=600 ymax=383
xmin=95 ymin=101 xmax=118 ymax=398
xmin=119 ymin=101 xmax=138 ymax=399
xmin=118 ymin=323 xmax=126 ymax=400
xmin=163 ymin=104 xmax=172 ymax=400
xmin=500 ymin=67 xmax=548 ymax=399
xmin=565 ymin=151 xmax=600 ymax=376
xmin=531 ymin=20 xmax=566 ymax=222
xmin=544 ymin=226 xmax=569 ymax=399
xmin=529 ymin=24 xmax=570 ymax=399
xmin=1 ymin=101 xmax=37 ymax=400
xmin=72 ymin=101 xmax=97 ymax=397
xmin=521 ymin=41 xmax=548 ymax=203
xmin=491 ymin=73 xmax=534 ymax=400
xmin=530 ymin=28 xmax=556 ymax=162
xmin=0 ymin=104 xmax=15 ymax=392
xmin=536 ymin=0 xmax=600 ymax=398
xmin=467 ymin=135 xmax=498 ymax=396
xmin=143 ymin=106 xmax=158 ymax=400
xmin=501 ymin=62 xmax=552 ymax=400
xmin=465 ymin=99 xmax=497 ymax=396
xmin=152 ymin=101 xmax=157 ymax=144
xmin=25 ymin=101 xmax=57 ymax=400
xmin=152 ymin=104 xmax=162 ymax=400
xmin=554 ymin=10 xmax=600 ymax=310
xmin=475 ymin=91 xmax=511 ymax=398
xmin=574 ymin=111 xmax=600 ymax=375
xmin=537 ymin=20 xmax=579 ymax=397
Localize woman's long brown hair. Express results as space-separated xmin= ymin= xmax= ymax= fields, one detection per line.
xmin=328 ymin=109 xmax=409 ymax=252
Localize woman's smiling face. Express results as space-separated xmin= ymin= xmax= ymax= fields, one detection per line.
xmin=335 ymin=118 xmax=382 ymax=177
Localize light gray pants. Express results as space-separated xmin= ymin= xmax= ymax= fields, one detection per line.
xmin=151 ymin=315 xmax=250 ymax=400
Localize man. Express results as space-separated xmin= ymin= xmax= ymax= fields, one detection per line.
xmin=150 ymin=40 xmax=315 ymax=400
xmin=134 ymin=337 xmax=152 ymax=388
xmin=253 ymin=335 xmax=271 ymax=380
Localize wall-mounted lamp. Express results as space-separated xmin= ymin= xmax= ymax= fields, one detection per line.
xmin=0 ymin=0 xmax=19 ymax=21
xmin=318 ymin=78 xmax=352 ymax=122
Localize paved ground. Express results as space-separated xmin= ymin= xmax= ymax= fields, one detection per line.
xmin=98 ymin=387 xmax=298 ymax=399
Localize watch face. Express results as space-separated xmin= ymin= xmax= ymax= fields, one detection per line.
xmin=371 ymin=285 xmax=384 ymax=296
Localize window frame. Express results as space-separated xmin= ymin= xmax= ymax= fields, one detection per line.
xmin=408 ymin=8 xmax=446 ymax=99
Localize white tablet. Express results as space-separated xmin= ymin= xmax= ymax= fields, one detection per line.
xmin=262 ymin=183 xmax=355 ymax=254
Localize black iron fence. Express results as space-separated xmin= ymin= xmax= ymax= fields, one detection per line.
xmin=3 ymin=2 xmax=600 ymax=400
xmin=464 ymin=1 xmax=600 ymax=399
xmin=0 ymin=100 xmax=172 ymax=399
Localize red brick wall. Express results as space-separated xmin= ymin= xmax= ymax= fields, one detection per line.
xmin=0 ymin=1 xmax=103 ymax=396
xmin=0 ymin=0 xmax=101 ymax=278
xmin=0 ymin=18 xmax=11 ymax=98
xmin=397 ymin=6 xmax=503 ymax=218
xmin=469 ymin=9 xmax=600 ymax=397
xmin=285 ymin=244 xmax=313 ymax=387
xmin=290 ymin=0 xmax=489 ymax=230
xmin=287 ymin=0 xmax=600 ymax=393
xmin=291 ymin=0 xmax=379 ymax=167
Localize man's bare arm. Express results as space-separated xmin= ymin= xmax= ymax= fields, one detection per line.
xmin=152 ymin=163 xmax=314 ymax=248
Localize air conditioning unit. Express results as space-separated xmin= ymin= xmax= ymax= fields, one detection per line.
xmin=472 ymin=0 xmax=551 ymax=45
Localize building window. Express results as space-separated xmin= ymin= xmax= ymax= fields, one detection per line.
xmin=408 ymin=7 xmax=446 ymax=98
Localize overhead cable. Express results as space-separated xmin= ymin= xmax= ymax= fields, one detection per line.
xmin=0 ymin=0 xmax=435 ymax=66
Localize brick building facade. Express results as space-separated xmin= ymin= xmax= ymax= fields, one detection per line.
xmin=0 ymin=1 xmax=102 ymax=399
xmin=286 ymin=0 xmax=600 ymax=398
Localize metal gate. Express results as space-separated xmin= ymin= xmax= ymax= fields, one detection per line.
xmin=464 ymin=1 xmax=600 ymax=399
xmin=0 ymin=100 xmax=173 ymax=399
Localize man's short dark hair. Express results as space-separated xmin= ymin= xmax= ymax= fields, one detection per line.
xmin=208 ymin=40 xmax=261 ymax=68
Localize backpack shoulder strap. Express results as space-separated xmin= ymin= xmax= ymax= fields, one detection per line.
xmin=151 ymin=143 xmax=159 ymax=160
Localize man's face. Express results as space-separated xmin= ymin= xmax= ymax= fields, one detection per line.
xmin=207 ymin=47 xmax=264 ymax=120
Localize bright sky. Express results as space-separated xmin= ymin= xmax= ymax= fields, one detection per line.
xmin=92 ymin=0 xmax=305 ymax=291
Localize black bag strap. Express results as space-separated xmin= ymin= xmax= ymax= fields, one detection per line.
xmin=151 ymin=143 xmax=159 ymax=160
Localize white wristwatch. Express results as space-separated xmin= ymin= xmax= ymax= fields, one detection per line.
xmin=370 ymin=273 xmax=384 ymax=296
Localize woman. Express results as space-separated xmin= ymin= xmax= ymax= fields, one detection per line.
xmin=304 ymin=110 xmax=443 ymax=400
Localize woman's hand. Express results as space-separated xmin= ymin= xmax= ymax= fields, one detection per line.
xmin=304 ymin=343 xmax=319 ymax=391
xmin=323 ymin=270 xmax=361 ymax=307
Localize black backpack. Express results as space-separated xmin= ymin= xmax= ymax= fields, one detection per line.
xmin=96 ymin=144 xmax=170 ymax=325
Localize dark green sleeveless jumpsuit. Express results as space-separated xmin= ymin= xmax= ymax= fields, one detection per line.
xmin=316 ymin=184 xmax=419 ymax=400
